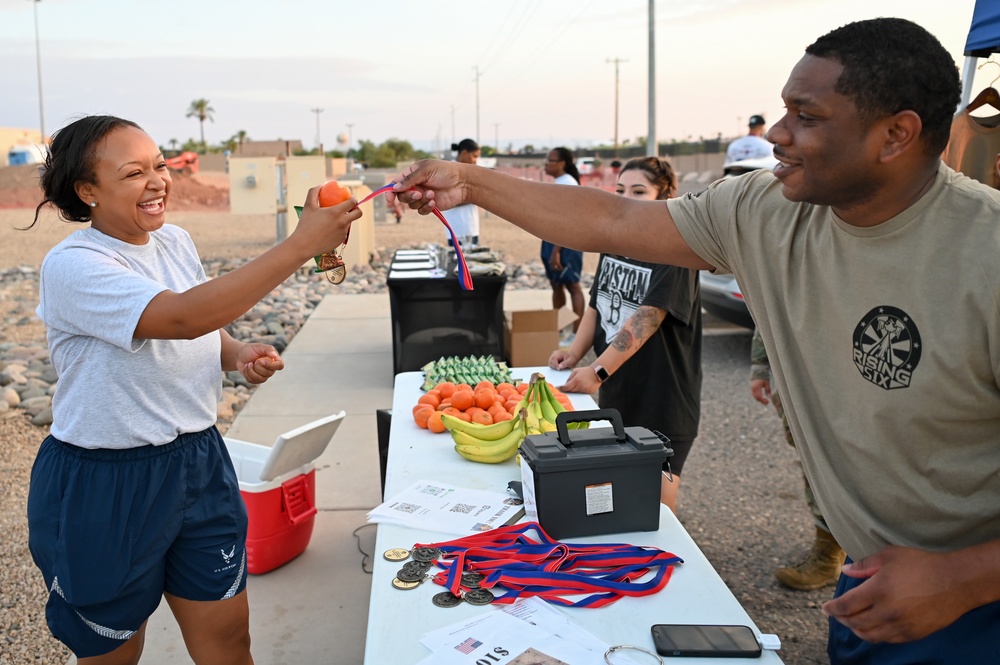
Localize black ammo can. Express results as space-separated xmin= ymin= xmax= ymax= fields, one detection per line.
xmin=519 ymin=409 xmax=671 ymax=539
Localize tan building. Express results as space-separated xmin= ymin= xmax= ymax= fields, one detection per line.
xmin=1 ymin=127 xmax=45 ymax=167
xmin=231 ymin=140 xmax=305 ymax=157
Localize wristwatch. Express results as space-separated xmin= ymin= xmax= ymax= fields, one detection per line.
xmin=593 ymin=364 xmax=610 ymax=383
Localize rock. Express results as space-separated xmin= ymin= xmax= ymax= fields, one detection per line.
xmin=0 ymin=387 xmax=19 ymax=407
xmin=30 ymin=407 xmax=53 ymax=426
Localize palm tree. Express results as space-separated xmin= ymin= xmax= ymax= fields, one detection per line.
xmin=168 ymin=138 xmax=178 ymax=151
xmin=234 ymin=129 xmax=248 ymax=153
xmin=185 ymin=99 xmax=215 ymax=148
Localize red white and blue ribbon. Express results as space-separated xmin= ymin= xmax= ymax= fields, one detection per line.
xmin=415 ymin=522 xmax=683 ymax=607
xmin=354 ymin=183 xmax=474 ymax=291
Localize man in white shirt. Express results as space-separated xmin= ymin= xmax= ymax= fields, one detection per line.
xmin=725 ymin=114 xmax=774 ymax=165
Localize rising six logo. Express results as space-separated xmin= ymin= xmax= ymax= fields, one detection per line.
xmin=852 ymin=306 xmax=922 ymax=390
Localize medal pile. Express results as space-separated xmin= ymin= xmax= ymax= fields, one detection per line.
xmin=385 ymin=522 xmax=683 ymax=609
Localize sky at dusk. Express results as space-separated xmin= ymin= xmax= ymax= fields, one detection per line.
xmin=0 ymin=0 xmax=986 ymax=153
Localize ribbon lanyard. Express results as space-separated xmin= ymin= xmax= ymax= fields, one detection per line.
xmin=416 ymin=522 xmax=683 ymax=607
xmin=353 ymin=184 xmax=474 ymax=291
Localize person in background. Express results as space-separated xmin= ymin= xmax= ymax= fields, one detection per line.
xmin=25 ymin=115 xmax=358 ymax=664
xmin=541 ymin=146 xmax=585 ymax=335
xmin=724 ymin=114 xmax=774 ymax=164
xmin=390 ymin=17 xmax=1000 ymax=662
xmin=751 ymin=328 xmax=845 ymax=590
xmin=549 ymin=157 xmax=701 ymax=513
xmin=442 ymin=138 xmax=481 ymax=245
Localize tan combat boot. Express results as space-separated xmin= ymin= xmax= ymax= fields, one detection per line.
xmin=775 ymin=527 xmax=846 ymax=591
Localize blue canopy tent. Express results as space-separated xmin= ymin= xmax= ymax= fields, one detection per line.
xmin=961 ymin=0 xmax=1000 ymax=106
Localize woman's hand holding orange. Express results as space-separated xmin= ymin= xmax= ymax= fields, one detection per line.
xmin=290 ymin=184 xmax=362 ymax=259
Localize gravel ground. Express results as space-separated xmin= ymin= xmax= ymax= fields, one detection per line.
xmin=0 ymin=206 xmax=831 ymax=664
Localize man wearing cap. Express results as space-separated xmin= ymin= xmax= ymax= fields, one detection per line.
xmin=725 ymin=115 xmax=774 ymax=164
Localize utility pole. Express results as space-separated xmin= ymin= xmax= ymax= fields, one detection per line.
xmin=450 ymin=105 xmax=456 ymax=148
xmin=646 ymin=0 xmax=656 ymax=157
xmin=494 ymin=123 xmax=500 ymax=155
xmin=606 ymin=57 xmax=628 ymax=158
xmin=345 ymin=123 xmax=354 ymax=171
xmin=311 ymin=108 xmax=323 ymax=153
xmin=32 ymin=0 xmax=46 ymax=141
xmin=472 ymin=66 xmax=482 ymax=145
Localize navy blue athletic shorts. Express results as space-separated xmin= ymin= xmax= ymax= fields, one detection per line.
xmin=828 ymin=557 xmax=1000 ymax=664
xmin=27 ymin=427 xmax=248 ymax=658
xmin=541 ymin=241 xmax=582 ymax=284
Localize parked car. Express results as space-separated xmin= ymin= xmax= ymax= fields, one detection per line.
xmin=698 ymin=156 xmax=778 ymax=329
xmin=700 ymin=272 xmax=754 ymax=328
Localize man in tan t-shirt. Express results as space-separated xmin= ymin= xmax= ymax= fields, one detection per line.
xmin=392 ymin=17 xmax=1000 ymax=664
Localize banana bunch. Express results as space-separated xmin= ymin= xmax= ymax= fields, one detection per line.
xmin=442 ymin=411 xmax=524 ymax=464
xmin=442 ymin=374 xmax=585 ymax=464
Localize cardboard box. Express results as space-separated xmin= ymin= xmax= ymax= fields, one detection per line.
xmin=504 ymin=308 xmax=577 ymax=367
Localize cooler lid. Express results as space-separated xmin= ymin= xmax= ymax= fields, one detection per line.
xmin=258 ymin=411 xmax=346 ymax=482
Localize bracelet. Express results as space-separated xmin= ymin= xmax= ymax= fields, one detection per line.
xmin=604 ymin=644 xmax=663 ymax=665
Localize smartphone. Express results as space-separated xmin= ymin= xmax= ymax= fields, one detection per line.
xmin=650 ymin=624 xmax=762 ymax=658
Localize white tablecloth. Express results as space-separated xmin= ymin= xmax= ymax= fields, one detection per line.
xmin=363 ymin=368 xmax=783 ymax=664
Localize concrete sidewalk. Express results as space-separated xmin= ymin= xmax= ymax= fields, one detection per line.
xmin=120 ymin=288 xmax=554 ymax=665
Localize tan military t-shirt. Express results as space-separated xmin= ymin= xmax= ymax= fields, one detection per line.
xmin=668 ymin=164 xmax=1000 ymax=560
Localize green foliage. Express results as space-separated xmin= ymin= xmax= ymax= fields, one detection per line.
xmin=185 ymin=99 xmax=215 ymax=147
xmin=353 ymin=138 xmax=432 ymax=168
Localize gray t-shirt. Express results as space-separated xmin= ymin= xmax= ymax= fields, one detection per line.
xmin=668 ymin=164 xmax=1000 ymax=560
xmin=37 ymin=225 xmax=221 ymax=449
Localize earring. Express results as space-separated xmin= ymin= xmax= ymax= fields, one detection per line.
xmin=89 ymin=202 xmax=97 ymax=208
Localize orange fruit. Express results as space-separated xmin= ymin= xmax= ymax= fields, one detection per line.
xmin=471 ymin=411 xmax=493 ymax=426
xmin=465 ymin=406 xmax=485 ymax=418
xmin=435 ymin=382 xmax=457 ymax=399
xmin=455 ymin=383 xmax=473 ymax=394
xmin=516 ymin=383 xmax=530 ymax=395
xmin=412 ymin=404 xmax=434 ymax=418
xmin=493 ymin=411 xmax=514 ymax=423
xmin=498 ymin=387 xmax=518 ymax=400
xmin=427 ymin=411 xmax=447 ymax=434
xmin=318 ymin=180 xmax=351 ymax=207
xmin=474 ymin=389 xmax=497 ymax=410
xmin=441 ymin=406 xmax=463 ymax=419
xmin=487 ymin=404 xmax=506 ymax=420
xmin=451 ymin=390 xmax=475 ymax=411
xmin=505 ymin=398 xmax=521 ymax=413
xmin=457 ymin=411 xmax=472 ymax=423
xmin=417 ymin=393 xmax=441 ymax=408
xmin=414 ymin=408 xmax=433 ymax=429
xmin=474 ymin=380 xmax=495 ymax=392
xmin=496 ymin=382 xmax=516 ymax=394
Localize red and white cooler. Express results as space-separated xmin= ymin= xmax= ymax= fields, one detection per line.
xmin=224 ymin=411 xmax=346 ymax=574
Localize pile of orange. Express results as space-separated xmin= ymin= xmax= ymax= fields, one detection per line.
xmin=412 ymin=380 xmax=573 ymax=434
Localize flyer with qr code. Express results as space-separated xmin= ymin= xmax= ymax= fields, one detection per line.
xmin=366 ymin=480 xmax=525 ymax=535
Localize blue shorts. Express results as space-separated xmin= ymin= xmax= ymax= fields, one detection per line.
xmin=828 ymin=557 xmax=1000 ymax=664
xmin=541 ymin=241 xmax=582 ymax=284
xmin=27 ymin=427 xmax=248 ymax=658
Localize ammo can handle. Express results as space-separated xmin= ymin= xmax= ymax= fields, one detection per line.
xmin=555 ymin=408 xmax=626 ymax=446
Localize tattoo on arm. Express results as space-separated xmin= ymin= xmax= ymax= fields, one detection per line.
xmin=612 ymin=306 xmax=667 ymax=353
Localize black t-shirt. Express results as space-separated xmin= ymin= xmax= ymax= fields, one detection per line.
xmin=589 ymin=254 xmax=702 ymax=440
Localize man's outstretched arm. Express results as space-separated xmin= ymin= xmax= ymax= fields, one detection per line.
xmin=391 ymin=159 xmax=713 ymax=271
